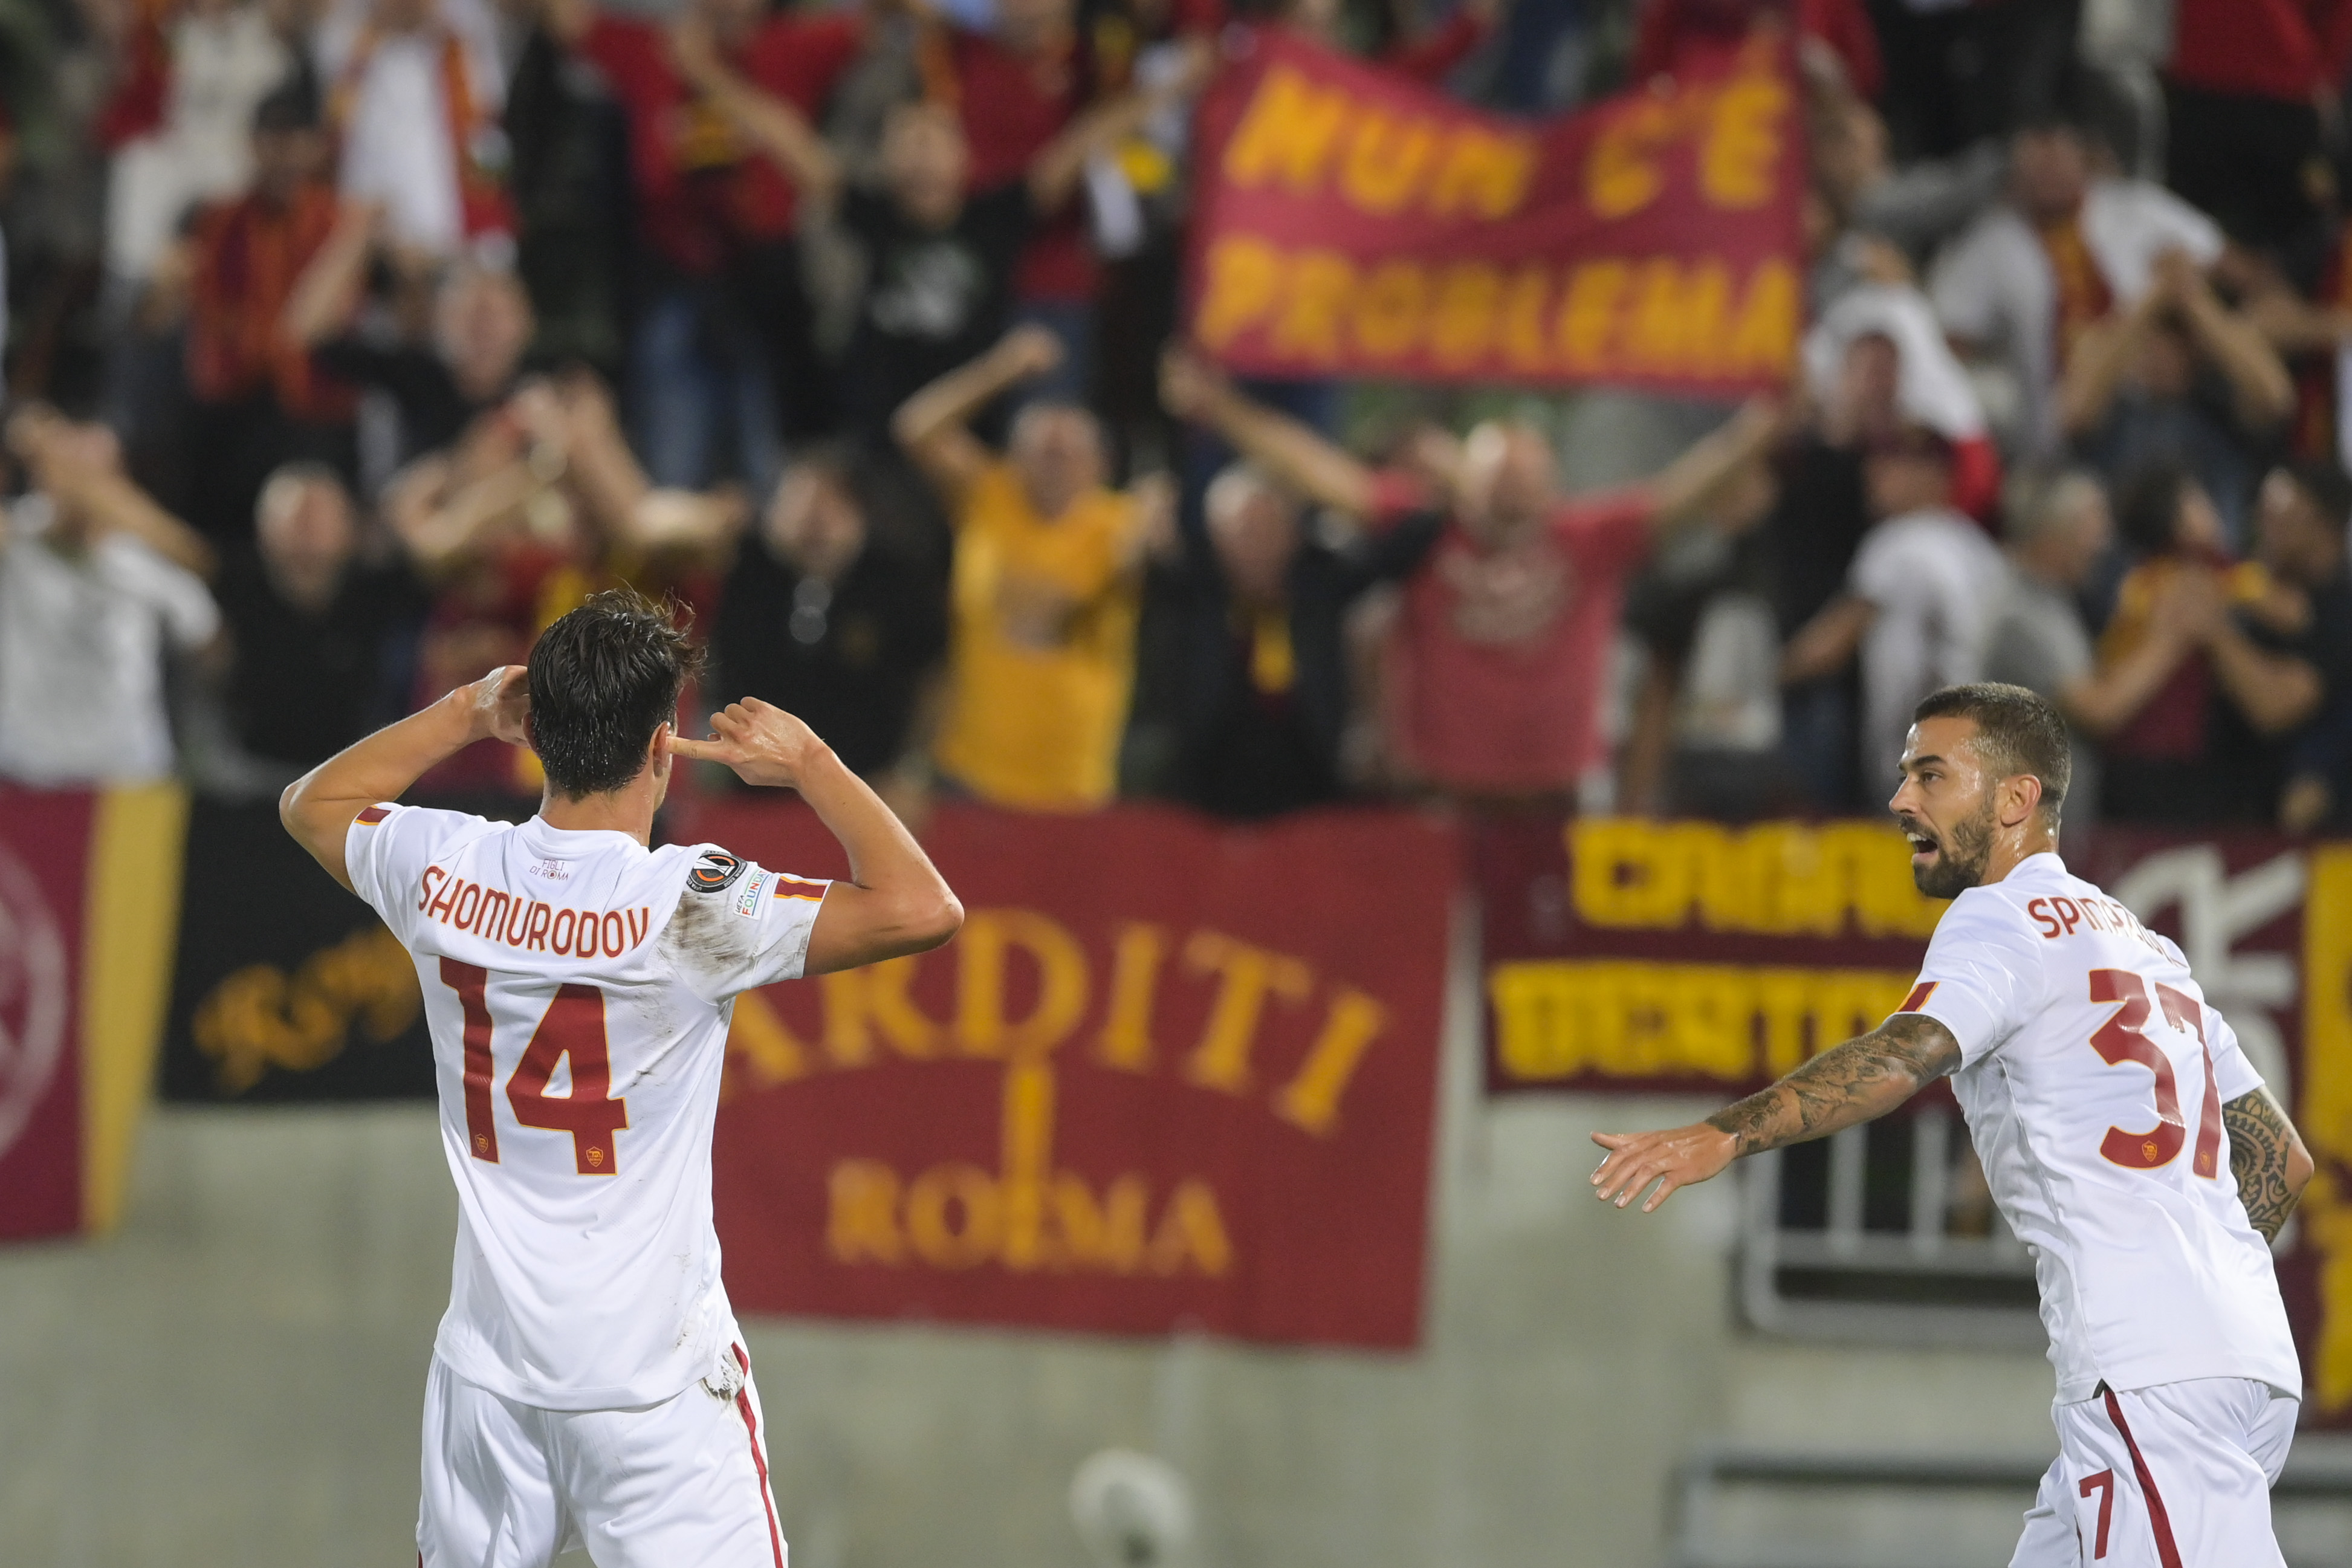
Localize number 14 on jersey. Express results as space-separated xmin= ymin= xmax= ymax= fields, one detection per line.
xmin=441 ymin=959 xmax=632 ymax=1175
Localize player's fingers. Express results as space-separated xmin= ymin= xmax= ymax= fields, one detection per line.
xmin=1590 ymin=1131 xmax=1630 ymax=1150
xmin=667 ymin=737 xmax=733 ymax=763
xmin=1608 ymin=1156 xmax=1669 ymax=1207
xmin=1641 ymin=1173 xmax=1681 ymax=1213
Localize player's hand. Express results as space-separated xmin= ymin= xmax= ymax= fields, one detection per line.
xmin=671 ymin=698 xmax=828 ymax=788
xmin=1589 ymin=1123 xmax=1738 ymax=1213
xmin=463 ymin=665 xmax=531 ymax=747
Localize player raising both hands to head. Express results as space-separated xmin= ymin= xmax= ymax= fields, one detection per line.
xmin=1593 ymin=682 xmax=2312 ymax=1568
xmin=280 ymin=588 xmax=961 ymax=1568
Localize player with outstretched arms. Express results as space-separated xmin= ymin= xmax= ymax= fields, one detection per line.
xmin=280 ymin=588 xmax=962 ymax=1567
xmin=1592 ymin=682 xmax=2313 ymax=1566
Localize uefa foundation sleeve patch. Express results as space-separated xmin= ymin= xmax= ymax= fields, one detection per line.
xmin=686 ymin=850 xmax=745 ymax=893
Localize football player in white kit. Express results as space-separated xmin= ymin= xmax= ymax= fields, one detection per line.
xmin=280 ymin=589 xmax=964 ymax=1567
xmin=1590 ymin=682 xmax=2313 ymax=1566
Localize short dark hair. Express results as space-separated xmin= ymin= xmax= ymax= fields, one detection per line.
xmin=1913 ymin=682 xmax=2072 ymax=820
xmin=527 ymin=589 xmax=703 ymax=799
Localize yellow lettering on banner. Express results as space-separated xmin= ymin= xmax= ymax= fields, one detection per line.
xmin=1354 ymin=261 xmax=1428 ymax=359
xmin=1223 ymin=65 xmax=1353 ymax=191
xmin=1272 ymin=250 xmax=1356 ymax=365
xmin=1427 ymin=126 xmax=1537 ymax=219
xmin=1497 ymin=266 xmax=1555 ymax=375
xmin=1755 ymin=967 xmax=1819 ymax=1078
xmin=1054 ymin=1172 xmax=1148 ymax=1271
xmin=1555 ymin=261 xmax=1630 ymax=375
xmin=727 ymin=989 xmax=812 ymax=1086
xmin=905 ymin=1163 xmax=1003 ymax=1268
xmin=997 ymin=1058 xmax=1057 ymax=1269
xmin=1621 ymin=258 xmax=1731 ymax=378
xmin=1196 ymin=235 xmax=1286 ymax=349
xmin=1185 ymin=930 xmax=1315 ymax=1094
xmin=1566 ymin=817 xmax=1943 ymax=938
xmin=1341 ymin=109 xmax=1440 ymax=215
xmin=1093 ymin=922 xmax=1167 ymax=1072
xmin=1487 ymin=959 xmax=1919 ymax=1084
xmin=954 ymin=909 xmax=1090 ymax=1060
xmin=829 ymin=1159 xmax=1229 ymax=1277
xmin=1700 ymin=72 xmax=1787 ymax=209
xmin=1146 ymin=1179 xmax=1234 ymax=1275
xmin=2301 ymin=848 xmax=2352 ymax=1411
xmin=1274 ymin=986 xmax=1389 ymax=1136
xmin=1586 ymin=97 xmax=1675 ymax=219
xmin=1726 ymin=258 xmax=1800 ymax=375
xmin=827 ymin=1159 xmax=906 ymax=1263
xmin=820 ymin=956 xmax=939 ymax=1066
xmin=1429 ymin=262 xmax=1502 ymax=370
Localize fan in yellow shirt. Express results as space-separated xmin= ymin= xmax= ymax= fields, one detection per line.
xmin=893 ymin=326 xmax=1173 ymax=809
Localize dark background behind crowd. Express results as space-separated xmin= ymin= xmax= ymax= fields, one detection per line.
xmin=2 ymin=0 xmax=2350 ymax=840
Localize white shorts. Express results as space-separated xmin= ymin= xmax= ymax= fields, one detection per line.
xmin=2009 ymin=1378 xmax=2296 ymax=1567
xmin=418 ymin=1343 xmax=786 ymax=1568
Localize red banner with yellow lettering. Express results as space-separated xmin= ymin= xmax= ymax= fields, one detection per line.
xmin=688 ymin=801 xmax=1453 ymax=1349
xmin=1185 ymin=31 xmax=1803 ymax=394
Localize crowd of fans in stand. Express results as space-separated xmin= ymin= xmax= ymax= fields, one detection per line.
xmin=1 ymin=0 xmax=2350 ymax=835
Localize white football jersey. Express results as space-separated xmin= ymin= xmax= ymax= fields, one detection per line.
xmin=1905 ymin=852 xmax=2299 ymax=1404
xmin=346 ymin=804 xmax=830 ymax=1411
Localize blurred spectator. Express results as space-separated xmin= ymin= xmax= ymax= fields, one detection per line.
xmin=895 ymin=326 xmax=1173 ymax=811
xmin=2094 ymin=461 xmax=2324 ymax=822
xmin=1616 ymin=457 xmax=1794 ymax=820
xmin=543 ymin=0 xmax=866 ymax=487
xmin=1147 ymin=363 xmax=1448 ymax=815
xmin=499 ymin=0 xmax=629 ymax=371
xmin=1931 ymin=109 xmax=2223 ymax=460
xmin=0 ymin=407 xmax=219 ymax=786
xmin=97 ymin=0 xmax=291 ymax=291
xmin=837 ymin=103 xmax=1026 ymax=442
xmin=212 ymin=461 xmax=420 ymax=772
xmin=1984 ymin=467 xmax=2191 ymax=828
xmin=313 ymin=0 xmax=509 ymax=262
xmin=169 ymin=74 xmax=355 ymax=542
xmin=829 ymin=92 xmax=1187 ymax=442
xmin=708 ymin=450 xmax=947 ymax=785
xmin=1780 ymin=426 xmax=2007 ymax=795
xmin=1767 ymin=304 xmax=1971 ymax=808
xmin=2255 ymin=462 xmax=2352 ymax=832
xmin=1173 ymin=349 xmax=1782 ymax=800
xmin=2060 ymin=248 xmax=2293 ymax=548
xmin=1803 ymin=282 xmax=2001 ymax=519
xmin=927 ymin=0 xmax=1149 ymax=406
xmin=287 ymin=222 xmax=537 ymax=475
xmin=2163 ymin=0 xmax=2351 ymax=255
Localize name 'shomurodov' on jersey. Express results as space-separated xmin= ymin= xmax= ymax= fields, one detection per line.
xmin=347 ymin=803 xmax=831 ymax=1411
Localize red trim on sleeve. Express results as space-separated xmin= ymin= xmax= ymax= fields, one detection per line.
xmin=356 ymin=806 xmax=391 ymax=825
xmin=1897 ymin=980 xmax=1938 ymax=1013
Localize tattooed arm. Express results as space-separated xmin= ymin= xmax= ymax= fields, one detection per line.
xmin=1589 ymin=1014 xmax=1963 ymax=1213
xmin=2223 ymin=1087 xmax=2314 ymax=1244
